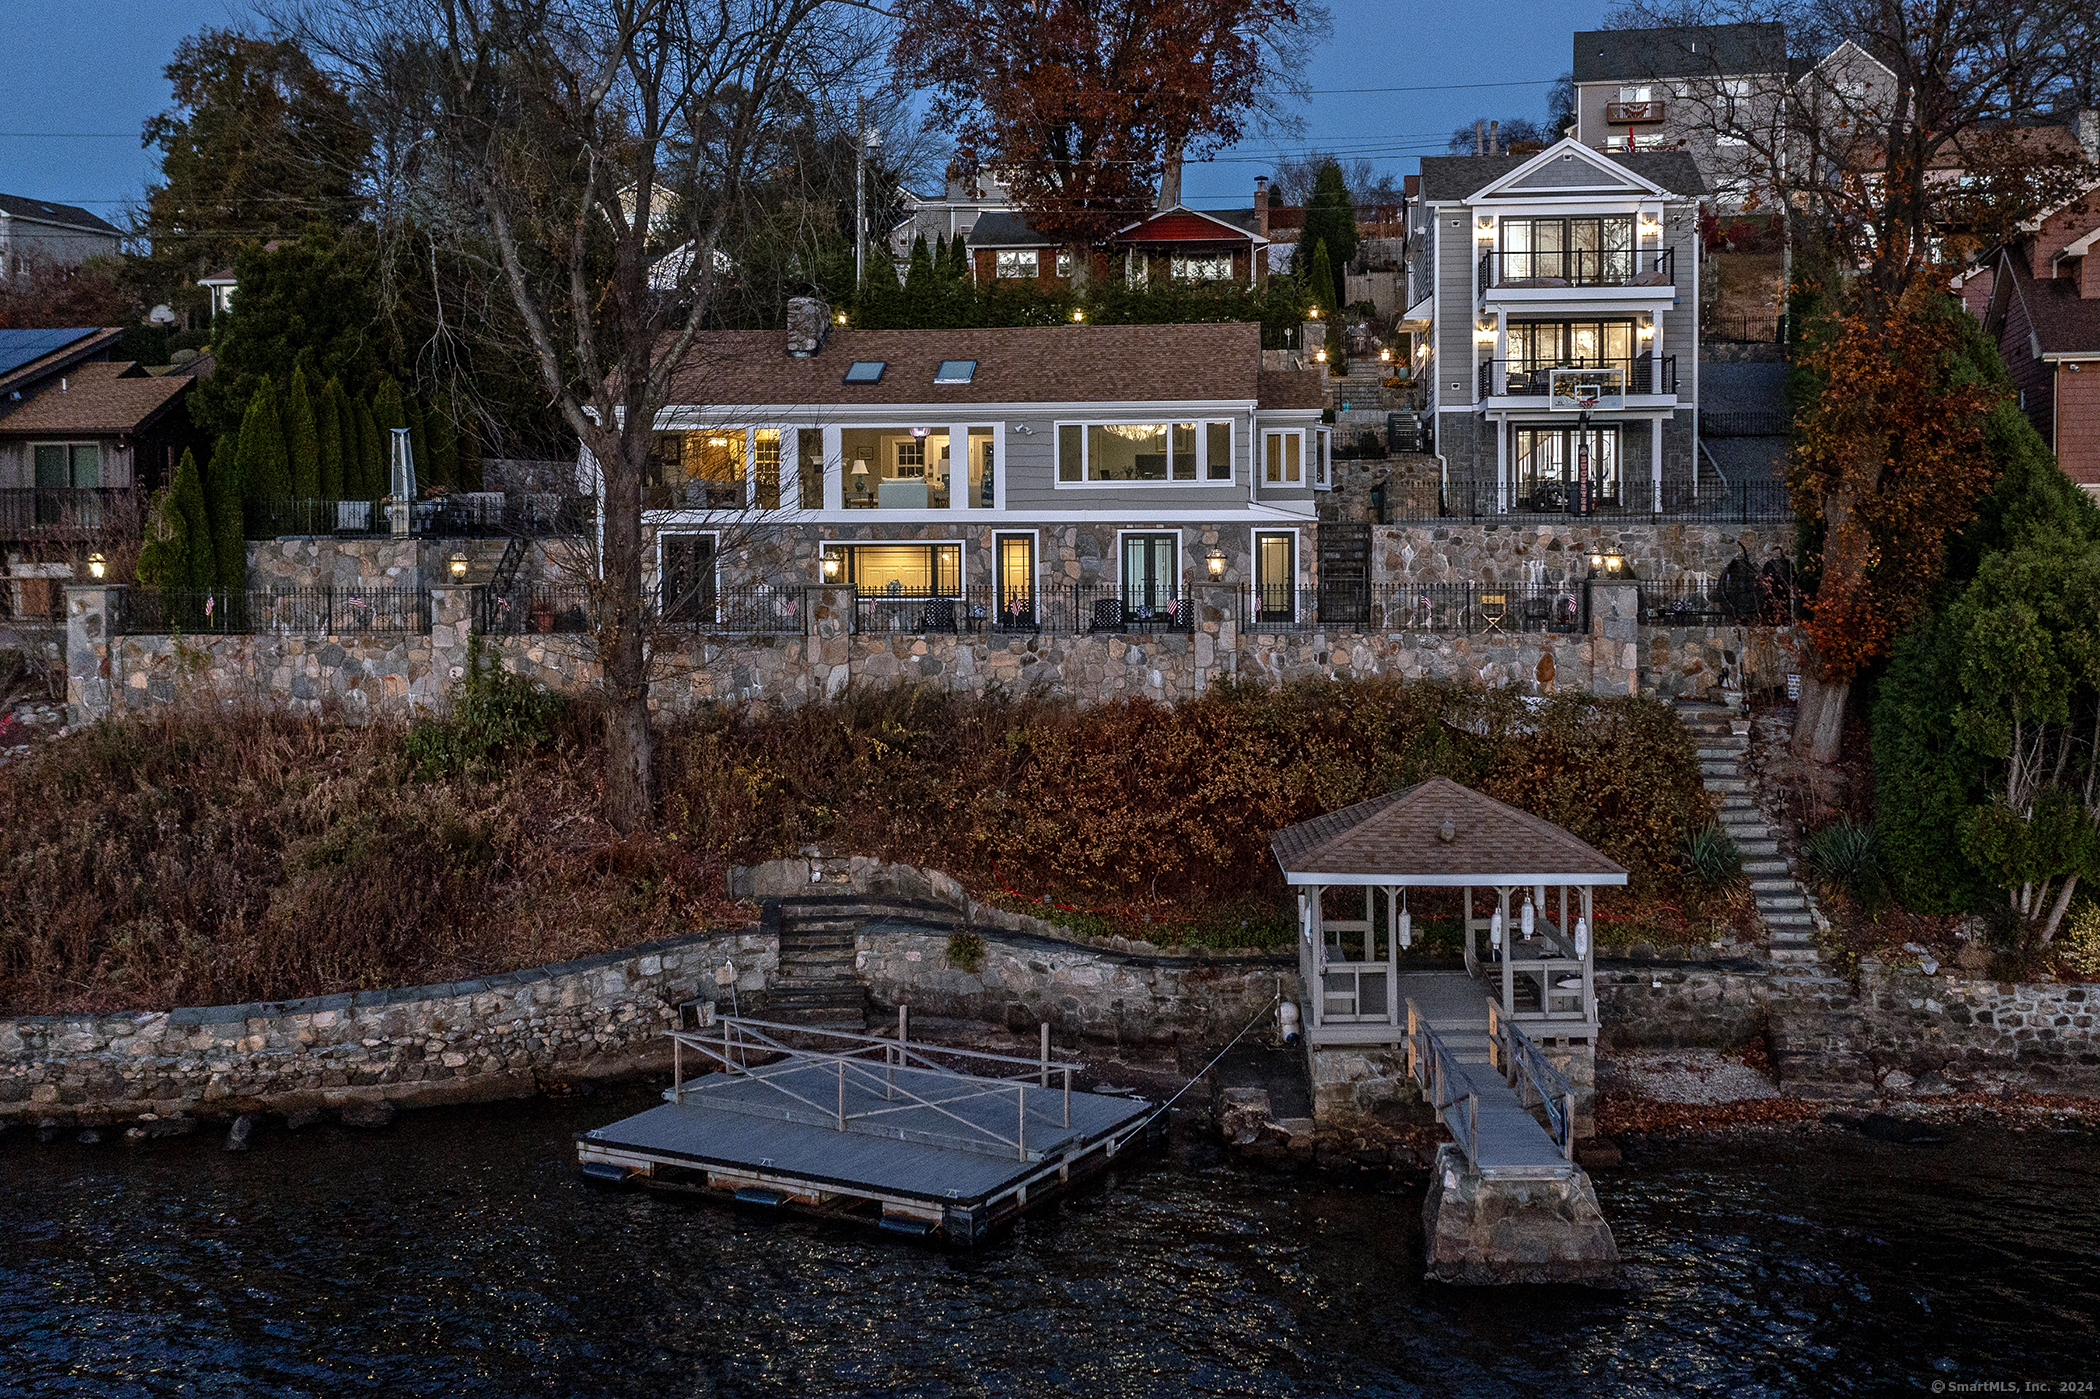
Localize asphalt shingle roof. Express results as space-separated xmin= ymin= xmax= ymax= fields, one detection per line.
xmin=661 ymin=323 xmax=1265 ymax=406
xmin=0 ymin=361 xmax=193 ymax=435
xmin=0 ymin=193 xmax=123 ymax=237
xmin=1418 ymin=149 xmax=1708 ymax=200
xmin=1271 ymin=776 xmax=1629 ymax=883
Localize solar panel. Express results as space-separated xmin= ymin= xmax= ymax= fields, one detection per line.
xmin=0 ymin=328 xmax=104 ymax=379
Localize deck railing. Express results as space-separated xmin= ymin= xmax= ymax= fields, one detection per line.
xmin=243 ymin=493 xmax=591 ymax=539
xmin=667 ymin=1014 xmax=1082 ymax=1163
xmin=1372 ymin=477 xmax=1794 ymax=523
xmin=0 ymin=487 xmax=140 ymax=537
xmin=1479 ymin=246 xmax=1673 ymax=290
xmin=1478 ymin=355 xmax=1676 ymax=398
xmin=1406 ymin=998 xmax=1480 ymax=1171
xmin=1487 ymin=999 xmax=1577 ymax=1162
xmin=852 ymin=584 xmax=1196 ymax=637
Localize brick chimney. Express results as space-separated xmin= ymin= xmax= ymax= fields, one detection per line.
xmin=1254 ymin=176 xmax=1269 ymax=238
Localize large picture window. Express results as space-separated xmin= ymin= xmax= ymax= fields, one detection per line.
xmin=1499 ymin=216 xmax=1635 ymax=285
xmin=648 ymin=430 xmax=746 ymax=509
xmin=33 ymin=442 xmax=98 ymax=489
xmin=1511 ymin=425 xmax=1621 ymax=512
xmin=822 ymin=542 xmax=963 ymax=595
xmin=1056 ymin=421 xmax=1233 ymax=484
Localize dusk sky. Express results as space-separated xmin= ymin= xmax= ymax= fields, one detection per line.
xmin=0 ymin=0 xmax=1605 ymax=222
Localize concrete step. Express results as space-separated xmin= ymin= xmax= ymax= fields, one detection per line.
xmin=1770 ymin=947 xmax=1822 ymax=965
xmin=1750 ymin=878 xmax=1798 ymax=893
xmin=1699 ymin=760 xmax=1740 ymax=776
xmin=1703 ymin=777 xmax=1748 ymax=794
xmin=1735 ymin=838 xmax=1780 ymax=856
xmin=1758 ymin=894 xmax=1808 ymax=911
xmin=1763 ymin=911 xmax=1815 ymax=928
xmin=1696 ymin=745 xmax=1747 ymax=760
xmin=1720 ymin=823 xmax=1769 ymax=841
xmin=1743 ymin=859 xmax=1790 ymax=876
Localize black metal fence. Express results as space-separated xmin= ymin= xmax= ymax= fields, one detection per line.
xmin=1700 ymin=411 xmax=1792 ymax=437
xmin=1244 ymin=582 xmax=1589 ymax=635
xmin=1639 ymin=572 xmax=1801 ymax=626
xmin=852 ymin=585 xmax=1198 ymax=637
xmin=113 ymin=587 xmax=432 ymax=637
xmin=476 ymin=585 xmax=594 ymax=635
xmin=474 ymin=585 xmax=814 ymax=636
xmin=1383 ymin=478 xmax=1793 ymax=522
xmin=1702 ymin=314 xmax=1784 ymax=344
xmin=244 ymin=494 xmax=592 ymax=540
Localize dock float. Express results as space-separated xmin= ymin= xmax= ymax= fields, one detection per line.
xmin=576 ymin=1012 xmax=1160 ymax=1243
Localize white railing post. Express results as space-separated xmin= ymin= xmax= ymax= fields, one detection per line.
xmin=674 ymin=1032 xmax=683 ymax=1104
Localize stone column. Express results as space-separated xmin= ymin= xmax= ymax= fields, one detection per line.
xmin=1189 ymin=581 xmax=1237 ymax=696
xmin=1585 ymin=579 xmax=1640 ymax=697
xmin=64 ymin=583 xmax=120 ymax=728
xmin=425 ymin=584 xmax=479 ymax=704
xmin=810 ymin=583 xmax=856 ymax=701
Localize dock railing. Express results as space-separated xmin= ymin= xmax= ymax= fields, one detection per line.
xmin=667 ymin=1011 xmax=1086 ymax=1163
xmin=1487 ymin=998 xmax=1577 ymax=1162
xmin=1405 ymin=998 xmax=1480 ymax=1170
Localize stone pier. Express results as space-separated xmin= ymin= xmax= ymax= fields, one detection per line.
xmin=1420 ymin=1145 xmax=1621 ymax=1285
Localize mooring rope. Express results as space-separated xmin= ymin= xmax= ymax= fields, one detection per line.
xmin=1141 ymin=988 xmax=1284 ymax=1128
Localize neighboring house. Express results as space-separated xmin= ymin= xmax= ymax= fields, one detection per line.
xmin=890 ymin=167 xmax=1019 ymax=263
xmin=1981 ymin=184 xmax=2100 ymax=490
xmin=0 ymin=326 xmax=125 ymax=413
xmin=1414 ymin=138 xmax=1706 ymax=513
xmin=619 ymin=310 xmax=1328 ymax=627
xmin=199 ymin=269 xmax=238 ymax=316
xmin=1571 ymin=23 xmax=1787 ymax=207
xmin=0 ymin=194 xmax=123 ymax=281
xmin=0 ymin=359 xmax=202 ymax=559
xmin=966 ymin=202 xmax=1271 ymax=288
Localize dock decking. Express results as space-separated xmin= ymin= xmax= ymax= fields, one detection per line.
xmin=576 ymin=1016 xmax=1158 ymax=1242
xmin=1399 ymin=970 xmax=1578 ymax=1181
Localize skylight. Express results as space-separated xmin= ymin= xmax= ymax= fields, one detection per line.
xmin=934 ymin=360 xmax=977 ymax=385
xmin=843 ymin=360 xmax=886 ymax=384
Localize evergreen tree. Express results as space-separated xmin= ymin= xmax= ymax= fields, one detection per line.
xmin=135 ymin=487 xmax=185 ymax=591
xmin=455 ymin=408 xmax=482 ymax=490
xmin=315 ymin=375 xmax=344 ymax=499
xmin=855 ymin=251 xmax=904 ymax=328
xmin=204 ymin=435 xmax=246 ymax=591
xmin=235 ymin=376 xmax=292 ymax=500
xmin=1301 ymin=162 xmax=1357 ymax=309
xmin=948 ymin=232 xmax=969 ymax=281
xmin=908 ymin=232 xmax=934 ymax=286
xmin=355 ymin=397 xmax=385 ymax=498
xmin=283 ymin=363 xmax=321 ymax=499
xmin=170 ymin=446 xmax=215 ymax=592
xmin=932 ymin=232 xmax=948 ymax=276
xmin=1304 ymin=240 xmax=1336 ymax=317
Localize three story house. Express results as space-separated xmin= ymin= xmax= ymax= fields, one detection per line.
xmin=1413 ymin=139 xmax=1707 ymax=516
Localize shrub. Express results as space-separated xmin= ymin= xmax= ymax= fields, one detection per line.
xmin=946 ymin=931 xmax=985 ymax=972
xmin=1803 ymin=819 xmax=1885 ymax=908
xmin=1680 ymin=822 xmax=1744 ymax=890
xmin=405 ymin=643 xmax=569 ymax=780
xmin=2060 ymin=899 xmax=2100 ymax=978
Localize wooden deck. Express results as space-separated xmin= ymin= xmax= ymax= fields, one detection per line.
xmin=576 ymin=1017 xmax=1158 ymax=1242
xmin=1400 ymin=971 xmax=1577 ymax=1181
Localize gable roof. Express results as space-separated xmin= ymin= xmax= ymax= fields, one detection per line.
xmin=0 ymin=326 xmax=125 ymax=406
xmin=1572 ymin=23 xmax=1786 ymax=83
xmin=1419 ymin=140 xmax=1706 ymax=200
xmin=660 ymin=323 xmax=1264 ymax=408
xmin=0 ymin=193 xmax=123 ymax=238
xmin=1115 ymin=206 xmax=1265 ymax=244
xmin=0 ymin=360 xmax=193 ymax=436
xmin=1270 ymin=776 xmax=1629 ymax=886
xmin=1257 ymin=369 xmax=1326 ymax=411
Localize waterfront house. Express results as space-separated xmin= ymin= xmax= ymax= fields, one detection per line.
xmin=623 ymin=307 xmax=1328 ymax=627
xmin=1412 ymin=138 xmax=1707 ymax=515
xmin=1979 ymin=182 xmax=2100 ymax=492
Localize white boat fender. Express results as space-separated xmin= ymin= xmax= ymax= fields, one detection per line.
xmin=1278 ymin=1001 xmax=1301 ymax=1043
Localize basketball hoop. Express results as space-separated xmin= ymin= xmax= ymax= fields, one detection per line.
xmin=1572 ymin=384 xmax=1601 ymax=409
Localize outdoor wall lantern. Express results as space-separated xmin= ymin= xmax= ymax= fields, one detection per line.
xmin=1475 ymin=216 xmax=1495 ymax=240
xmin=1205 ymin=548 xmax=1227 ymax=579
xmin=448 ymin=553 xmax=469 ymax=581
xmin=1638 ymin=318 xmax=1656 ymax=341
xmin=1070 ymin=308 xmax=1085 ymax=323
xmin=910 ymin=426 xmax=930 ymax=439
xmin=821 ymin=554 xmax=842 ymax=582
xmin=1380 ymin=347 xmax=1393 ymax=362
xmin=87 ymin=553 xmax=106 ymax=580
xmin=834 ymin=312 xmax=848 ymax=325
xmin=1588 ymin=549 xmax=1627 ymax=577
xmin=1308 ymin=305 xmax=1321 ymax=319
xmin=1315 ymin=348 xmax=1328 ymax=362
xmin=1474 ymin=322 xmax=1498 ymax=343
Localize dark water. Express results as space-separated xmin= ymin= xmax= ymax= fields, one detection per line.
xmin=2 ymin=1086 xmax=2095 ymax=1397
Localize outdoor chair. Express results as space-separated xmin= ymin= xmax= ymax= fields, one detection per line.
xmin=1479 ymin=592 xmax=1509 ymax=637
xmin=1088 ymin=598 xmax=1125 ymax=634
xmin=920 ymin=597 xmax=958 ymax=633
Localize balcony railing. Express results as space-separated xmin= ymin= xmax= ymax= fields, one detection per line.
xmin=1246 ymin=583 xmax=1588 ymax=636
xmin=1368 ymin=477 xmax=1795 ymax=523
xmin=0 ymin=487 xmax=141 ymax=538
xmin=113 ymin=587 xmax=432 ymax=637
xmin=1478 ymin=356 xmax=1676 ymax=398
xmin=1605 ymin=100 xmax=1666 ymax=124
xmin=1478 ymin=247 xmax=1674 ymax=291
xmin=851 ymin=585 xmax=1197 ymax=637
xmin=244 ymin=494 xmax=591 ymax=539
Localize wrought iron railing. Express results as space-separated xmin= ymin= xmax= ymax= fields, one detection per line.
xmin=854 ymin=585 xmax=1197 ymax=637
xmin=1605 ymin=99 xmax=1666 ymax=124
xmin=1639 ymin=570 xmax=1801 ymax=626
xmin=1479 ymin=246 xmax=1674 ymax=290
xmin=1378 ymin=478 xmax=1795 ymax=522
xmin=244 ymin=494 xmax=591 ymax=540
xmin=1478 ymin=355 xmax=1676 ymax=397
xmin=113 ymin=587 xmax=431 ymax=636
xmin=1700 ymin=410 xmax=1792 ymax=437
xmin=476 ymin=585 xmax=594 ymax=635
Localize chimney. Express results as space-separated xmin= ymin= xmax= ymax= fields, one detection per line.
xmin=1490 ymin=120 xmax=1500 ymax=155
xmin=1475 ymin=120 xmax=1485 ymax=155
xmin=1254 ymin=175 xmax=1269 ymax=238
xmin=785 ymin=296 xmax=831 ymax=357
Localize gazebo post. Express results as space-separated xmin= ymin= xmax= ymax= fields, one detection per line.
xmin=1385 ymin=884 xmax=1400 ymax=1028
xmin=1308 ymin=883 xmax=1325 ymax=1027
xmin=1497 ymin=885 xmax=1515 ymax=1020
xmin=1581 ymin=885 xmax=1596 ymax=1022
xmin=1461 ymin=885 xmax=1476 ymax=977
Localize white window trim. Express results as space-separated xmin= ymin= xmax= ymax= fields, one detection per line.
xmin=1261 ymin=428 xmax=1307 ymax=486
xmin=1053 ymin=418 xmax=1237 ymax=487
xmin=1113 ymin=527 xmax=1184 ymax=596
xmin=1251 ymin=525 xmax=1302 ymax=611
xmin=993 ymin=527 xmax=1041 ymax=613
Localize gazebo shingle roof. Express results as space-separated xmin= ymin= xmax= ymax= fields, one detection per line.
xmin=1270 ymin=777 xmax=1629 ymax=885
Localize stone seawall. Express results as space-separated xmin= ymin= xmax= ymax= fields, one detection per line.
xmin=68 ymin=575 xmax=1797 ymax=724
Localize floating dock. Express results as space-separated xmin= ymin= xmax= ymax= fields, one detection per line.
xmin=576 ymin=1013 xmax=1159 ymax=1243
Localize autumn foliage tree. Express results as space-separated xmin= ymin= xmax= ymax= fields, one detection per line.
xmin=1787 ymin=283 xmax=2004 ymax=761
xmin=893 ymin=0 xmax=1324 ymax=277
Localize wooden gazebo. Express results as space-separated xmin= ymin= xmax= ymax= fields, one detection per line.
xmin=1270 ymin=777 xmax=1628 ymax=1047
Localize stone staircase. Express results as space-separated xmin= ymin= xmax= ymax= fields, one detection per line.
xmin=1677 ymin=701 xmax=1820 ymax=966
xmin=763 ymin=900 xmax=871 ymax=1028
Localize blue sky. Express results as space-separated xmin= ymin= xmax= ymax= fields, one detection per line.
xmin=0 ymin=0 xmax=1606 ymax=221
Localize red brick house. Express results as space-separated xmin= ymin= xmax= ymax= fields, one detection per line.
xmin=1981 ymin=183 xmax=2100 ymax=489
xmin=966 ymin=202 xmax=1271 ymax=288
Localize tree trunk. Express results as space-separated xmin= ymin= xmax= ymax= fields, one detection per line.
xmin=1157 ymin=143 xmax=1183 ymax=211
xmin=1065 ymin=241 xmax=1089 ymax=289
xmin=598 ymin=429 xmax=654 ymax=834
xmin=1792 ymin=670 xmax=1849 ymax=765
